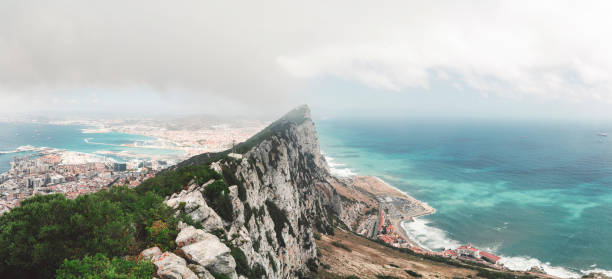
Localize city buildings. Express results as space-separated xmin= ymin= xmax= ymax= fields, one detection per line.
xmin=0 ymin=151 xmax=176 ymax=215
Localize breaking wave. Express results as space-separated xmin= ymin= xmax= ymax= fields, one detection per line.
xmin=401 ymin=217 xmax=461 ymax=251
xmin=401 ymin=218 xmax=610 ymax=278
xmin=324 ymin=155 xmax=356 ymax=177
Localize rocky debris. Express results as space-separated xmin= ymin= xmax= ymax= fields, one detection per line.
xmin=178 ymin=226 xmax=237 ymax=277
xmin=152 ymin=252 xmax=198 ymax=279
xmin=140 ymin=247 xmax=162 ymax=261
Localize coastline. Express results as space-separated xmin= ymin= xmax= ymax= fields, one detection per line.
xmin=343 ymin=174 xmax=592 ymax=279
xmin=365 ymin=175 xmax=436 ymax=249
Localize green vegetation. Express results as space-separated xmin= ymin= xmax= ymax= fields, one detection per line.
xmin=375 ymin=275 xmax=400 ymax=279
xmin=203 ymin=180 xmax=234 ymax=221
xmin=0 ymin=187 xmax=178 ymax=278
xmin=265 ymin=200 xmax=294 ymax=248
xmin=476 ymin=269 xmax=537 ymax=279
xmin=232 ymin=106 xmax=308 ymax=155
xmin=55 ymin=254 xmax=153 ymax=279
xmin=229 ymin=247 xmax=266 ymax=279
xmin=0 ymin=162 xmax=229 ymax=279
xmin=209 ymin=271 xmax=231 ymax=279
xmin=313 ymin=232 xmax=322 ymax=240
xmin=244 ymin=203 xmax=253 ymax=224
xmin=305 ymin=258 xmax=318 ymax=272
xmin=331 ymin=241 xmax=351 ymax=252
xmin=267 ymin=252 xmax=277 ymax=273
xmin=137 ymin=164 xmax=221 ymax=197
xmin=231 ymin=247 xmax=249 ymax=277
xmin=405 ymin=269 xmax=422 ymax=278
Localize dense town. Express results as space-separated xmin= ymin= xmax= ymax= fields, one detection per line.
xmin=0 ymin=149 xmax=177 ymax=214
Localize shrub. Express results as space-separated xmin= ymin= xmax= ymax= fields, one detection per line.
xmin=265 ymin=200 xmax=292 ymax=247
xmin=0 ymin=187 xmax=179 ymax=278
xmin=55 ymin=253 xmax=153 ymax=279
xmin=306 ymin=258 xmax=318 ymax=272
xmin=268 ymin=253 xmax=277 ymax=272
xmin=137 ymin=164 xmax=221 ymax=197
xmin=244 ymin=203 xmax=253 ymax=224
xmin=203 ymin=180 xmax=234 ymax=221
xmin=209 ymin=271 xmax=231 ymax=279
xmin=331 ymin=241 xmax=352 ymax=252
xmin=405 ymin=269 xmax=422 ymax=277
xmin=313 ymin=232 xmax=322 ymax=240
xmin=231 ymin=247 xmax=249 ymax=277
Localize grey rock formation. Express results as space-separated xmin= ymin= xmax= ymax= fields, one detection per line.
xmin=175 ymin=226 xmax=210 ymax=247
xmin=152 ymin=252 xmax=198 ymax=279
xmin=165 ymin=184 xmax=224 ymax=232
xmin=140 ymin=246 xmax=162 ymax=261
xmin=187 ymin=264 xmax=215 ymax=279
xmin=210 ymin=105 xmax=340 ymax=278
xmin=178 ymin=227 xmax=236 ymax=277
xmin=160 ymin=105 xmax=352 ymax=278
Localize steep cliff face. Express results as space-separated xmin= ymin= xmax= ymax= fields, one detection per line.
xmin=163 ymin=105 xmax=346 ymax=278
xmin=223 ymin=105 xmax=338 ymax=278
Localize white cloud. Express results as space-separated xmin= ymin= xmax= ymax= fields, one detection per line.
xmin=277 ymin=0 xmax=612 ymax=103
xmin=1 ymin=0 xmax=612 ymax=115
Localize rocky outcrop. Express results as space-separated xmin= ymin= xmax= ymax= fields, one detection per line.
xmin=178 ymin=226 xmax=236 ymax=277
xmin=149 ymin=105 xmax=355 ymax=278
xmin=165 ymin=182 xmax=224 ymax=232
xmin=152 ymin=252 xmax=198 ymax=279
xmin=208 ymin=105 xmax=345 ymax=278
xmin=140 ymin=247 xmax=162 ymax=261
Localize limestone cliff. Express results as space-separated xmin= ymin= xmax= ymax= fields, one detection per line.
xmin=220 ymin=105 xmax=340 ymax=278
xmin=156 ymin=105 xmax=353 ymax=278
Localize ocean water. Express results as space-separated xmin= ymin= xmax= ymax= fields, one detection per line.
xmin=316 ymin=118 xmax=612 ymax=278
xmin=0 ymin=123 xmax=183 ymax=173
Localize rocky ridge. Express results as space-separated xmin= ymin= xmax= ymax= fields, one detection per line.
xmin=138 ymin=105 xmax=360 ymax=279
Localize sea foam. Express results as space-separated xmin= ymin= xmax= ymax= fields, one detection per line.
xmin=324 ymin=155 xmax=356 ymax=177
xmin=401 ymin=217 xmax=609 ymax=278
xmin=401 ymin=217 xmax=461 ymax=251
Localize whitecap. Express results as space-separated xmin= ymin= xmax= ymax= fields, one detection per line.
xmin=401 ymin=217 xmax=461 ymax=251
xmin=325 ymin=155 xmax=356 ymax=177
xmin=581 ymin=268 xmax=612 ymax=277
xmin=498 ymin=256 xmax=581 ymax=278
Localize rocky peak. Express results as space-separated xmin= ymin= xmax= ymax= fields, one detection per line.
xmin=143 ymin=105 xmax=343 ymax=279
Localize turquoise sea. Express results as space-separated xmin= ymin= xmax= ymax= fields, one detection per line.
xmin=0 ymin=123 xmax=183 ymax=173
xmin=317 ymin=118 xmax=612 ymax=278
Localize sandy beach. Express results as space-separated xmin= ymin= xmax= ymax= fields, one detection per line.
xmin=346 ymin=175 xmax=436 ymax=249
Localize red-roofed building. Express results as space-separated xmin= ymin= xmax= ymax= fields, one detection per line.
xmin=480 ymin=251 xmax=500 ymax=264
xmin=444 ymin=249 xmax=457 ymax=257
xmin=378 ymin=234 xmax=394 ymax=244
xmin=457 ymin=244 xmax=480 ymax=258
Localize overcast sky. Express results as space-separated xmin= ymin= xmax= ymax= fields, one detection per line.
xmin=1 ymin=0 xmax=612 ymax=120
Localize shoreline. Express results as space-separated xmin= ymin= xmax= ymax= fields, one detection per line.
xmin=353 ymin=175 xmax=594 ymax=279
xmin=366 ymin=175 xmax=436 ymax=249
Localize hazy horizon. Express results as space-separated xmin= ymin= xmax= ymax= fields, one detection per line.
xmin=2 ymin=1 xmax=612 ymax=120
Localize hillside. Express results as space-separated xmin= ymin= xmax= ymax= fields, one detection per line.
xmin=0 ymin=105 xmax=559 ymax=279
